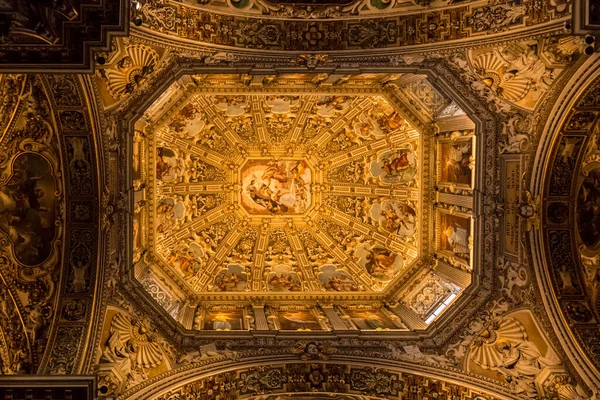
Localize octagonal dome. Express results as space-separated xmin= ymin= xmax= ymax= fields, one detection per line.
xmin=131 ymin=73 xmax=475 ymax=331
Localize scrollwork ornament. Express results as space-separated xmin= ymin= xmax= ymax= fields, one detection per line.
xmin=500 ymin=113 xmax=535 ymax=154
xmin=349 ymin=367 xmax=401 ymax=396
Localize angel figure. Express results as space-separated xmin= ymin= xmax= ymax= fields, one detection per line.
xmin=492 ymin=338 xmax=555 ymax=397
xmin=102 ymin=330 xmax=136 ymax=380
xmin=292 ymin=341 xmax=330 ymax=361
xmin=101 ymin=313 xmax=164 ymax=386
xmin=519 ymin=190 xmax=540 ymax=231
xmin=470 ymin=317 xmax=559 ymax=398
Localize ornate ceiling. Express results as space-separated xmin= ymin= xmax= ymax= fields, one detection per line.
xmin=129 ymin=0 xmax=570 ymax=51
xmin=1 ymin=1 xmax=600 ymax=400
xmin=127 ymin=72 xmax=478 ymax=334
xmin=143 ymin=91 xmax=422 ymax=294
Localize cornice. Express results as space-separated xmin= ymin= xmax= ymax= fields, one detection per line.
xmin=130 ymin=19 xmax=568 ymax=57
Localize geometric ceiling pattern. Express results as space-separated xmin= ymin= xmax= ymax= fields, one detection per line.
xmin=140 ymin=92 xmax=420 ymax=295
xmin=130 ymin=73 xmax=476 ymax=333
xmin=5 ymin=1 xmax=600 ymax=400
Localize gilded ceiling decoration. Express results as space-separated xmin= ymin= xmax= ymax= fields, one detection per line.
xmin=539 ymin=77 xmax=600 ymax=371
xmin=84 ymin=41 xmax=597 ymax=397
xmin=1 ymin=1 xmax=599 ymax=399
xmin=0 ymin=73 xmax=101 ymax=378
xmin=0 ymin=75 xmax=64 ymax=374
xmin=127 ymin=73 xmax=479 ymax=335
xmin=140 ymin=92 xmax=422 ymax=293
xmin=129 ymin=0 xmax=571 ymax=51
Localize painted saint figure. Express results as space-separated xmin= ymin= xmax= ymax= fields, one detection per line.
xmin=156 ymin=147 xmax=182 ymax=182
xmin=268 ymin=273 xmax=301 ymax=292
xmin=365 ymin=248 xmax=397 ymax=279
xmin=246 ymin=179 xmax=289 ymax=214
xmin=370 ymin=200 xmax=417 ymax=237
xmin=382 ymin=152 xmax=410 ymax=176
xmin=444 ymin=223 xmax=470 ymax=259
xmin=370 ymin=149 xmax=417 ymax=184
xmin=444 ymin=141 xmax=472 ymax=184
xmin=213 ymin=265 xmax=248 ymax=292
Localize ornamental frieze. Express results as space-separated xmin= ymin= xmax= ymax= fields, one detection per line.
xmin=130 ymin=0 xmax=571 ymax=51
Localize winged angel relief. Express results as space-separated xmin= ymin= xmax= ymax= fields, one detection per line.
xmin=469 ymin=317 xmax=559 ymax=398
xmin=101 ymin=313 xmax=168 ymax=388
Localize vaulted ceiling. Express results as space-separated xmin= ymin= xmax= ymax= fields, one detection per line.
xmin=0 ymin=1 xmax=600 ymax=400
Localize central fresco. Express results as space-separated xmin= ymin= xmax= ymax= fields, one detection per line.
xmin=135 ymin=87 xmax=426 ymax=297
xmin=240 ymin=158 xmax=313 ymax=216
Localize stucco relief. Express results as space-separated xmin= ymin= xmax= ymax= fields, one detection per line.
xmin=95 ymin=39 xmax=168 ymax=109
xmin=149 ymin=363 xmax=496 ymax=400
xmin=468 ymin=38 xmax=584 ymax=110
xmin=79 ymin=21 xmax=600 ymax=399
xmin=468 ymin=312 xmax=560 ymax=398
xmin=97 ymin=310 xmax=174 ymax=395
xmin=129 ymin=0 xmax=571 ymax=51
xmin=0 ymin=76 xmax=67 ymax=376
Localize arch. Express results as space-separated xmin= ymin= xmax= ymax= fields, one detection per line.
xmin=530 ymin=52 xmax=600 ymax=393
xmin=120 ymin=356 xmax=518 ymax=400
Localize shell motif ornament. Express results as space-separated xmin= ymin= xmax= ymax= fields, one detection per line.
xmin=105 ymin=312 xmax=164 ymax=370
xmin=473 ymin=51 xmax=532 ymax=103
xmin=469 ymin=316 xmax=559 ymax=397
xmin=104 ymin=45 xmax=159 ymax=99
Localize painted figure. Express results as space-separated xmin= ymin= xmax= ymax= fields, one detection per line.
xmin=268 ymin=273 xmax=302 ymax=292
xmin=370 ymin=201 xmax=416 ymax=236
xmin=0 ymin=153 xmax=56 ymax=265
xmin=156 ymin=147 xmax=182 ymax=182
xmin=350 ymin=312 xmax=388 ymax=330
xmin=318 ymin=265 xmax=360 ymax=291
xmin=242 ymin=160 xmax=311 ymax=215
xmin=214 ymin=265 xmax=248 ymax=292
xmin=369 ymin=100 xmax=405 ymax=133
xmin=166 ymin=245 xmax=201 ymax=278
xmin=365 ymin=248 xmax=397 ymax=279
xmin=370 ymin=149 xmax=417 ymax=184
xmin=443 ymin=141 xmax=472 ymax=184
xmin=280 ymin=311 xmax=321 ymax=330
xmin=383 ymin=152 xmax=410 ymax=176
xmin=211 ymin=314 xmax=232 ymax=330
xmin=444 ymin=223 xmax=470 ymax=259
xmin=355 ymin=243 xmax=402 ymax=281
